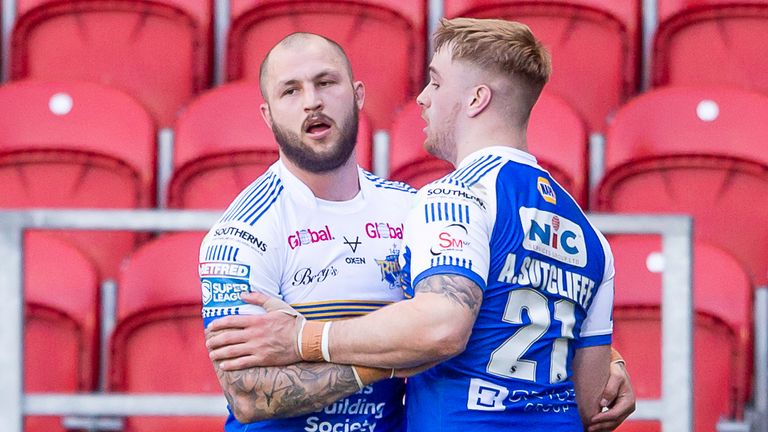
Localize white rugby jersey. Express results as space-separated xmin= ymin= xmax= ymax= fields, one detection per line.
xmin=401 ymin=146 xmax=614 ymax=431
xmin=200 ymin=160 xmax=415 ymax=432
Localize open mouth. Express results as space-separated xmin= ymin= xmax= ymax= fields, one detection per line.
xmin=303 ymin=116 xmax=333 ymax=139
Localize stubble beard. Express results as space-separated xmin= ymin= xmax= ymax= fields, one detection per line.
xmin=272 ymin=108 xmax=359 ymax=173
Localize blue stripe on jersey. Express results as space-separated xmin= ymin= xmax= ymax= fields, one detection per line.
xmin=430 ymin=256 xmax=472 ymax=270
xmin=414 ymin=265 xmax=487 ymax=293
xmin=220 ymin=172 xmax=275 ymax=222
xmin=243 ymin=184 xmax=283 ymax=225
xmin=440 ymin=155 xmax=502 ymax=186
xmin=425 ymin=203 xmax=470 ymax=223
xmin=462 ymin=156 xmax=503 ymax=186
xmin=362 ymin=170 xmax=417 ymax=193
xmin=575 ymin=333 xmax=612 ymax=349
xmin=220 ymin=172 xmax=283 ymax=225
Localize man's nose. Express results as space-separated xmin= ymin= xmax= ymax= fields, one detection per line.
xmin=303 ymin=87 xmax=323 ymax=112
xmin=416 ymin=88 xmax=428 ymax=107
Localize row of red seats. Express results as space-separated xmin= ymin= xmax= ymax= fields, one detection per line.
xmin=25 ymin=229 xmax=753 ymax=432
xmin=6 ymin=0 xmax=768 ymax=132
xmin=4 ymin=80 xmax=767 ymax=287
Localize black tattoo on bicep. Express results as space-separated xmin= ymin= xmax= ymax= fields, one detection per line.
xmin=414 ymin=274 xmax=483 ymax=314
xmin=213 ymin=360 xmax=361 ymax=421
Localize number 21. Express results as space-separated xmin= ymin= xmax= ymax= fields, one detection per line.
xmin=487 ymin=289 xmax=575 ymax=383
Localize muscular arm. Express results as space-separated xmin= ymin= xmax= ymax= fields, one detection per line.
xmin=213 ymin=357 xmax=360 ymax=423
xmin=328 ymin=273 xmax=483 ymax=369
xmin=573 ymin=345 xmax=611 ymax=428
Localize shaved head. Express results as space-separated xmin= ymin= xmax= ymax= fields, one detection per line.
xmin=259 ymin=33 xmax=353 ymax=100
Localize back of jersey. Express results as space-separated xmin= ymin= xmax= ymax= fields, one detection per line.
xmin=402 ymin=147 xmax=614 ymax=431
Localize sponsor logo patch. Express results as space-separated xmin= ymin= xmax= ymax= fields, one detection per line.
xmin=288 ymin=225 xmax=334 ymax=249
xmin=519 ymin=207 xmax=587 ymax=267
xmin=291 ymin=266 xmax=339 ymax=286
xmin=365 ymin=222 xmax=403 ymax=240
xmin=537 ymin=177 xmax=557 ymax=205
xmin=430 ymin=223 xmax=470 ymax=256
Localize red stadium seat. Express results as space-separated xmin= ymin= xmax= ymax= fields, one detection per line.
xmin=444 ymin=0 xmax=641 ymax=132
xmin=0 ymin=80 xmax=156 ymax=278
xmin=597 ymin=86 xmax=768 ymax=286
xmin=389 ymin=93 xmax=588 ymax=205
xmin=227 ymin=0 xmax=426 ymax=130
xmin=610 ymin=235 xmax=752 ymax=431
xmin=169 ymin=81 xmax=373 ymax=209
xmin=25 ymin=233 xmax=100 ymax=432
xmin=11 ymin=0 xmax=213 ymax=126
xmin=654 ymin=0 xmax=768 ymax=94
xmin=110 ymin=232 xmax=225 ymax=432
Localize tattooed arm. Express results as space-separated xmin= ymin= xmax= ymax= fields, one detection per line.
xmin=327 ymin=274 xmax=483 ymax=369
xmin=211 ymin=348 xmax=360 ymax=423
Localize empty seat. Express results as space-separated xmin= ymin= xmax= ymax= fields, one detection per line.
xmin=597 ymin=86 xmax=768 ymax=286
xmin=389 ymin=93 xmax=588 ymax=205
xmin=444 ymin=0 xmax=641 ymax=132
xmin=610 ymin=235 xmax=752 ymax=431
xmin=169 ymin=81 xmax=373 ymax=209
xmin=11 ymin=0 xmax=213 ymax=126
xmin=25 ymin=233 xmax=100 ymax=432
xmin=226 ymin=0 xmax=426 ymax=130
xmin=0 ymin=80 xmax=156 ymax=278
xmin=110 ymin=232 xmax=225 ymax=432
xmin=654 ymin=0 xmax=768 ymax=94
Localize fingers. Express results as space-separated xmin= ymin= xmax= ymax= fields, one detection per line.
xmin=206 ymin=328 xmax=249 ymax=351
xmin=209 ymin=342 xmax=251 ymax=362
xmin=587 ymin=418 xmax=620 ymax=432
xmin=599 ymin=362 xmax=623 ymax=408
xmin=218 ymin=355 xmax=264 ymax=371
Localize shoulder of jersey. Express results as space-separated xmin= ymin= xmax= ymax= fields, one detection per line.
xmin=431 ymin=153 xmax=506 ymax=189
xmin=361 ymin=169 xmax=417 ymax=195
xmin=216 ymin=169 xmax=285 ymax=227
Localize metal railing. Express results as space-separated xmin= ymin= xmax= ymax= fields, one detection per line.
xmin=0 ymin=209 xmax=693 ymax=432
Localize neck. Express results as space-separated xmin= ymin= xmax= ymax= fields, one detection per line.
xmin=454 ymin=119 xmax=528 ymax=165
xmin=280 ymin=152 xmax=360 ymax=201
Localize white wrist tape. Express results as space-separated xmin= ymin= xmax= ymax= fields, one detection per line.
xmin=321 ymin=321 xmax=333 ymax=362
xmin=297 ymin=318 xmax=307 ymax=359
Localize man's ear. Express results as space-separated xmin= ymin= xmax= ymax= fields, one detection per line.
xmin=353 ymin=81 xmax=365 ymax=111
xmin=467 ymin=84 xmax=492 ymax=118
xmin=259 ymin=102 xmax=273 ymax=130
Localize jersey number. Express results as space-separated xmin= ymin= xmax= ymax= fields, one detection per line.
xmin=487 ymin=289 xmax=575 ymax=383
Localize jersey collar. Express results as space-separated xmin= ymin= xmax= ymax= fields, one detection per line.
xmin=458 ymin=146 xmax=540 ymax=170
xmin=273 ymin=159 xmax=369 ymax=212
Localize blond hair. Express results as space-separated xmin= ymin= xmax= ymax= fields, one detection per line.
xmin=433 ymin=17 xmax=551 ymax=90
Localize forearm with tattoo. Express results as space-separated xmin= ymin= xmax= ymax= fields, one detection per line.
xmin=214 ymin=361 xmax=361 ymax=422
xmin=414 ymin=274 xmax=483 ymax=316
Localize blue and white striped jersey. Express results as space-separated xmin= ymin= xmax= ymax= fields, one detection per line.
xmin=200 ymin=160 xmax=416 ymax=432
xmin=401 ymin=146 xmax=614 ymax=431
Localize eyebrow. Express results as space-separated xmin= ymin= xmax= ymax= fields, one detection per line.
xmin=428 ymin=66 xmax=442 ymax=79
xmin=276 ymin=69 xmax=341 ymax=88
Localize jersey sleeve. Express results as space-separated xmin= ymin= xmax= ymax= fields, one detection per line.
xmin=402 ymin=181 xmax=492 ymax=294
xmin=199 ymin=220 xmax=282 ymax=328
xmin=576 ymin=232 xmax=615 ymax=348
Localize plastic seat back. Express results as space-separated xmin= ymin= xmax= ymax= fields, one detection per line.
xmin=654 ymin=0 xmax=768 ymax=95
xmin=598 ymin=86 xmax=768 ymax=286
xmin=610 ymin=235 xmax=752 ymax=431
xmin=0 ymin=80 xmax=156 ymax=278
xmin=111 ymin=232 xmax=224 ymax=432
xmin=12 ymin=0 xmax=213 ymax=126
xmin=25 ymin=233 xmax=100 ymax=432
